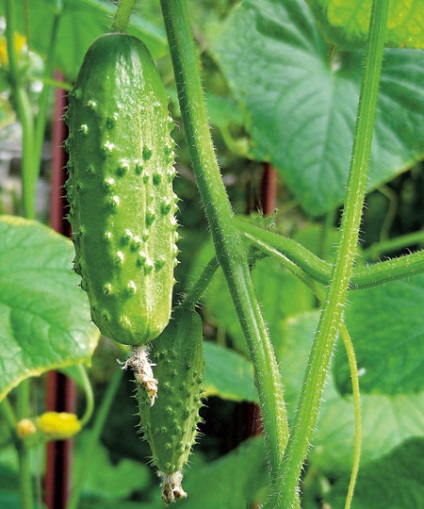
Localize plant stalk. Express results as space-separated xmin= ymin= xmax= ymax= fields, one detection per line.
xmin=253 ymin=237 xmax=362 ymax=509
xmin=237 ymin=219 xmax=424 ymax=289
xmin=5 ymin=0 xmax=36 ymax=220
xmin=76 ymin=365 xmax=95 ymax=427
xmin=181 ymin=257 xmax=219 ymax=309
xmin=67 ymin=367 xmax=123 ymax=509
xmin=363 ymin=229 xmax=424 ymax=260
xmin=160 ymin=0 xmax=289 ymax=483
xmin=278 ymin=1 xmax=389 ymax=507
xmin=32 ymin=0 xmax=63 ymax=179
xmin=111 ymin=0 xmax=137 ymax=33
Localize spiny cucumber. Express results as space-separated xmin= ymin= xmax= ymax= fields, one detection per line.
xmin=65 ymin=33 xmax=178 ymax=347
xmin=137 ymin=307 xmax=204 ymax=503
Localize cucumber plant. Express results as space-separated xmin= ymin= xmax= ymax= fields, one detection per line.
xmin=2 ymin=0 xmax=424 ymax=509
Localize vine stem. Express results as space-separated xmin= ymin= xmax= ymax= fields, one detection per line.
xmin=32 ymin=0 xmax=63 ymax=180
xmin=111 ymin=0 xmax=137 ymax=33
xmin=363 ymin=229 xmax=424 ymax=260
xmin=278 ymin=1 xmax=389 ymax=507
xmin=236 ymin=219 xmax=424 ymax=289
xmin=181 ymin=257 xmax=219 ymax=309
xmin=160 ymin=0 xmax=289 ymax=483
xmin=250 ymin=236 xmax=361 ymax=509
xmin=5 ymin=0 xmax=35 ymax=220
xmin=339 ymin=324 xmax=361 ymax=509
xmin=76 ymin=365 xmax=95 ymax=427
xmin=1 ymin=398 xmax=18 ymax=431
xmin=66 ymin=367 xmax=123 ymax=509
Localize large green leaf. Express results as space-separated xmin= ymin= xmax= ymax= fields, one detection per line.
xmin=175 ymin=437 xmax=267 ymax=509
xmin=203 ymin=340 xmax=257 ymax=402
xmin=334 ymin=274 xmax=424 ymax=395
xmin=308 ymin=0 xmax=424 ymax=49
xmin=326 ymin=438 xmax=424 ymax=509
xmin=73 ymin=437 xmax=268 ymax=509
xmin=73 ymin=431 xmax=151 ymax=499
xmin=212 ymin=0 xmax=424 ymax=216
xmin=312 ymin=385 xmax=424 ymax=475
xmin=279 ymin=312 xmax=424 ymax=475
xmin=0 ymin=0 xmax=167 ymax=82
xmin=0 ymin=216 xmax=99 ymax=400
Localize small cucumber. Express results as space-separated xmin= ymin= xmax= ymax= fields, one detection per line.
xmin=137 ymin=307 xmax=204 ymax=503
xmin=65 ymin=33 xmax=178 ymax=346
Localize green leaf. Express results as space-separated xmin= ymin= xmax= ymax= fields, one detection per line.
xmin=334 ymin=274 xmax=424 ymax=395
xmin=176 ymin=437 xmax=267 ymax=509
xmin=280 ymin=311 xmax=424 ymax=475
xmin=203 ymin=341 xmax=257 ymax=402
xmin=212 ymin=0 xmax=424 ymax=216
xmin=308 ymin=0 xmax=424 ymax=49
xmin=73 ymin=431 xmax=151 ymax=499
xmin=77 ymin=437 xmax=268 ymax=509
xmin=0 ymin=0 xmax=167 ymax=82
xmin=0 ymin=492 xmax=19 ymax=509
xmin=326 ymin=438 xmax=424 ymax=509
xmin=0 ymin=216 xmax=99 ymax=401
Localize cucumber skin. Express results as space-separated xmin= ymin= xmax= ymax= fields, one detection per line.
xmin=65 ymin=34 xmax=177 ymax=346
xmin=137 ymin=307 xmax=204 ymax=476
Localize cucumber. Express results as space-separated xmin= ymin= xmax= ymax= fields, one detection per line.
xmin=65 ymin=33 xmax=178 ymax=346
xmin=137 ymin=307 xmax=204 ymax=503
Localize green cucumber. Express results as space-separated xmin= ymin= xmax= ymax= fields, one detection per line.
xmin=137 ymin=307 xmax=204 ymax=503
xmin=65 ymin=33 xmax=178 ymax=346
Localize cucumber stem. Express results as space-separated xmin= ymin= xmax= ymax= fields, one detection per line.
xmin=111 ymin=0 xmax=137 ymax=33
xmin=160 ymin=0 xmax=289 ymax=485
xmin=278 ymin=1 xmax=389 ymax=506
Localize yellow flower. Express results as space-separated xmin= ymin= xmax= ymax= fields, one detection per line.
xmin=37 ymin=412 xmax=82 ymax=440
xmin=0 ymin=32 xmax=26 ymax=65
xmin=16 ymin=418 xmax=37 ymax=438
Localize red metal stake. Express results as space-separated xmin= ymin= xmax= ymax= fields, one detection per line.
xmin=260 ymin=163 xmax=277 ymax=216
xmin=45 ymin=84 xmax=75 ymax=509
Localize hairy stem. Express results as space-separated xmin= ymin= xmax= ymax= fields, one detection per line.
xmin=363 ymin=229 xmax=424 ymax=260
xmin=111 ymin=0 xmax=137 ymax=33
xmin=181 ymin=257 xmax=219 ymax=309
xmin=279 ymin=2 xmax=389 ymax=507
xmin=237 ymin=218 xmax=424 ymax=289
xmin=160 ymin=0 xmax=289 ymax=483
